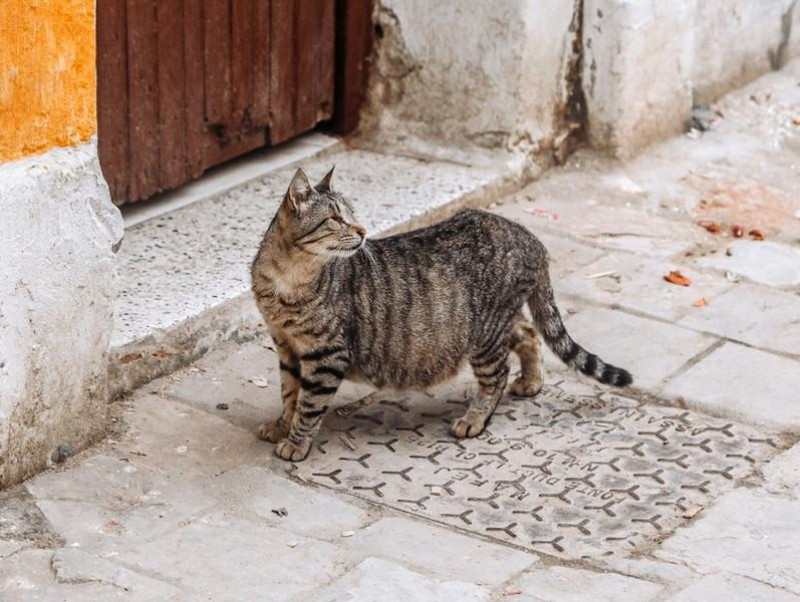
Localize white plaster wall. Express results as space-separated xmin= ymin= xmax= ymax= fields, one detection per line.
xmin=692 ymin=0 xmax=799 ymax=104
xmin=582 ymin=0 xmax=800 ymax=158
xmin=0 ymin=141 xmax=123 ymax=487
xmin=582 ymin=0 xmax=695 ymax=159
xmin=364 ymin=0 xmax=800 ymax=163
xmin=361 ymin=0 xmax=578 ymax=171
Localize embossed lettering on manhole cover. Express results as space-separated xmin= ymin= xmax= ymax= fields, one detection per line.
xmin=294 ymin=379 xmax=785 ymax=561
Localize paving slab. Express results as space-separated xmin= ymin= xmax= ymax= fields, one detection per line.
xmin=0 ymin=539 xmax=26 ymax=559
xmin=696 ymin=240 xmax=800 ymax=288
xmin=556 ymin=252 xmax=734 ymax=323
xmin=677 ymin=282 xmax=800 ymax=357
xmin=52 ymin=547 xmax=183 ymax=600
xmin=293 ymin=378 xmax=785 ymax=563
xmin=495 ymin=190 xmax=703 ymax=259
xmin=505 ymin=565 xmax=663 ymax=602
xmin=655 ymin=489 xmax=800 ymax=595
xmin=562 ymin=306 xmax=718 ymax=391
xmin=304 ymin=557 xmax=490 ymax=602
xmin=666 ymin=573 xmax=800 ymax=602
xmin=0 ymin=548 xmax=129 ymax=602
xmin=0 ymin=487 xmax=62 ymax=547
xmin=663 ymin=342 xmax=800 ymax=430
xmin=113 ymin=513 xmax=347 ymax=602
xmin=342 ymin=516 xmax=536 ymax=587
xmin=763 ymin=443 xmax=800 ymax=498
xmin=209 ymin=465 xmax=372 ymax=540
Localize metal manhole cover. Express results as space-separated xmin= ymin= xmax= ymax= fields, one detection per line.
xmin=294 ymin=378 xmax=785 ymax=561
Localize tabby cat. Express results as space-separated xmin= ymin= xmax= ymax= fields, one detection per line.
xmin=251 ymin=167 xmax=632 ymax=461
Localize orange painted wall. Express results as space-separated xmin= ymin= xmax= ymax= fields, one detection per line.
xmin=0 ymin=0 xmax=97 ymax=162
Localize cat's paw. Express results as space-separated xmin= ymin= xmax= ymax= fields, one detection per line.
xmin=257 ymin=420 xmax=288 ymax=443
xmin=451 ymin=412 xmax=486 ymax=438
xmin=510 ymin=376 xmax=543 ymax=398
xmin=275 ymin=438 xmax=312 ymax=462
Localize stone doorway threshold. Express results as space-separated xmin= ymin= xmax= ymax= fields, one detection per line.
xmin=110 ymin=134 xmax=520 ymax=398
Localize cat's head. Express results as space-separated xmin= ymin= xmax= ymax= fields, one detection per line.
xmin=275 ymin=167 xmax=367 ymax=258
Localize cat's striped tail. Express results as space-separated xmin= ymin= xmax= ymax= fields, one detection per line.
xmin=528 ymin=276 xmax=633 ymax=387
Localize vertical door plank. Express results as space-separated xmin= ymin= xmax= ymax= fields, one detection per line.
xmin=126 ymin=0 xmax=160 ymax=201
xmin=97 ymin=0 xmax=130 ymax=204
xmin=269 ymin=0 xmax=296 ymax=144
xmin=314 ymin=0 xmax=336 ymax=122
xmin=183 ymin=0 xmax=207 ymax=179
xmin=251 ymin=0 xmax=271 ymax=125
xmin=231 ymin=0 xmax=253 ymax=130
xmin=334 ymin=0 xmax=374 ymax=135
xmin=296 ymin=0 xmax=335 ymax=129
xmin=204 ymin=0 xmax=232 ymax=128
xmin=156 ymin=0 xmax=187 ymax=191
xmin=295 ymin=0 xmax=317 ymax=132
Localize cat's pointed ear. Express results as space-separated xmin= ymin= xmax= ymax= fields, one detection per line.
xmin=285 ymin=167 xmax=313 ymax=211
xmin=315 ymin=165 xmax=335 ymax=193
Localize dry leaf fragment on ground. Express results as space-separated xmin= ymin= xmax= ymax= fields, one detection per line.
xmin=696 ymin=221 xmax=722 ymax=233
xmin=794 ymin=118 xmax=800 ymax=126
xmin=683 ymin=505 xmax=704 ymax=519
xmin=748 ymin=228 xmax=765 ymax=240
xmin=732 ymin=224 xmax=744 ymax=237
xmin=664 ymin=271 xmax=691 ymax=286
xmin=692 ymin=298 xmax=709 ymax=307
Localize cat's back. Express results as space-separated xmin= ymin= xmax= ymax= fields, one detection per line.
xmin=374 ymin=208 xmax=546 ymax=264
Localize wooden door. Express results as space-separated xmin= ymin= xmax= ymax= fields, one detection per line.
xmin=98 ymin=0 xmax=368 ymax=205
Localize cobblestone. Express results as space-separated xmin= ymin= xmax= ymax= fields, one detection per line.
xmin=666 ymin=574 xmax=800 ymax=602
xmin=505 ymin=566 xmax=663 ymax=602
xmin=655 ymin=490 xmax=800 ymax=595
xmin=663 ymin=342 xmax=800 ymax=429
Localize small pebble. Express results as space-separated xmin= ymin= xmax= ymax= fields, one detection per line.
xmin=176 ymin=445 xmax=188 ymax=454
xmin=216 ymin=402 xmax=229 ymax=410
xmin=51 ymin=443 xmax=73 ymax=464
xmin=250 ymin=376 xmax=269 ymax=388
xmin=340 ymin=530 xmax=355 ymax=538
xmin=287 ymin=541 xmax=297 ymax=548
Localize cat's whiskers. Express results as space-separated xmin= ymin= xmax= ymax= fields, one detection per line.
xmin=360 ymin=240 xmax=379 ymax=271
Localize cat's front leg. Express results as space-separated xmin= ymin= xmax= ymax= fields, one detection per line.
xmin=257 ymin=340 xmax=300 ymax=443
xmin=275 ymin=347 xmax=349 ymax=461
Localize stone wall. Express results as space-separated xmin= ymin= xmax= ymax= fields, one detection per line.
xmin=359 ymin=0 xmax=583 ymax=174
xmin=0 ymin=141 xmax=122 ymax=487
xmin=363 ymin=0 xmax=800 ymax=162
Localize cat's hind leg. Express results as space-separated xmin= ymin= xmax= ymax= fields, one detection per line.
xmin=452 ymin=341 xmax=510 ymax=438
xmin=257 ymin=341 xmax=299 ymax=443
xmin=510 ymin=318 xmax=544 ymax=397
xmin=335 ymin=390 xmax=382 ymax=418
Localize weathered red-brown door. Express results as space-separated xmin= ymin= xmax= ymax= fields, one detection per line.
xmin=97 ymin=0 xmax=371 ymax=205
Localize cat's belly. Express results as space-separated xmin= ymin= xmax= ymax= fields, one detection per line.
xmin=349 ymin=351 xmax=466 ymax=391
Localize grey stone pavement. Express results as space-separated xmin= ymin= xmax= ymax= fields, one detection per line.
xmin=4 ymin=66 xmax=800 ymax=602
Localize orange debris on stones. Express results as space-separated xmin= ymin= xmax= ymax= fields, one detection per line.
xmin=664 ymin=271 xmax=691 ymax=287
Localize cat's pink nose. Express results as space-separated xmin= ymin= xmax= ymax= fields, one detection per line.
xmin=354 ymin=224 xmax=367 ymax=238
